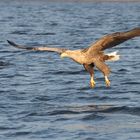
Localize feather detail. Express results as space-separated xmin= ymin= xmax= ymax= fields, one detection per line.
xmin=106 ymin=51 xmax=120 ymax=61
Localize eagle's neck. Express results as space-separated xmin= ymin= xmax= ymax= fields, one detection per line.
xmin=62 ymin=50 xmax=86 ymax=64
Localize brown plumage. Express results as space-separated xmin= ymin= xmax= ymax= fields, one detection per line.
xmin=7 ymin=27 xmax=140 ymax=88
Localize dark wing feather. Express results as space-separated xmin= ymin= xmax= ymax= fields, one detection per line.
xmin=83 ymin=28 xmax=140 ymax=53
xmin=7 ymin=40 xmax=67 ymax=54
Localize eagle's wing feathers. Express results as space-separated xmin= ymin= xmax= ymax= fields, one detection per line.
xmin=83 ymin=28 xmax=140 ymax=53
xmin=7 ymin=40 xmax=66 ymax=54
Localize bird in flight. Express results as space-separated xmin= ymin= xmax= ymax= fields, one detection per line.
xmin=7 ymin=27 xmax=140 ymax=88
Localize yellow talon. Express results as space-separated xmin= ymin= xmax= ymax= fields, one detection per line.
xmin=105 ymin=76 xmax=110 ymax=87
xmin=90 ymin=79 xmax=96 ymax=88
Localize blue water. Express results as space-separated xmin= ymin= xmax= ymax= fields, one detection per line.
xmin=0 ymin=1 xmax=140 ymax=140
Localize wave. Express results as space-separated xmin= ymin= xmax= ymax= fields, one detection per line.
xmin=98 ymin=106 xmax=140 ymax=116
xmin=46 ymin=105 xmax=140 ymax=117
xmin=81 ymin=113 xmax=105 ymax=121
xmin=52 ymin=70 xmax=85 ymax=75
xmin=35 ymin=32 xmax=56 ymax=36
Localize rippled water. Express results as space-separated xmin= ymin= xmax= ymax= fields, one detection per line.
xmin=0 ymin=1 xmax=140 ymax=140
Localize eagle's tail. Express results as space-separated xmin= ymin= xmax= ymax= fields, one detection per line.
xmin=106 ymin=51 xmax=120 ymax=61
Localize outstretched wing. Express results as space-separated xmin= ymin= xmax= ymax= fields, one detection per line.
xmin=7 ymin=40 xmax=67 ymax=54
xmin=83 ymin=28 xmax=140 ymax=53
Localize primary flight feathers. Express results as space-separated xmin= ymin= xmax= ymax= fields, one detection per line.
xmin=7 ymin=40 xmax=66 ymax=53
xmin=83 ymin=27 xmax=140 ymax=53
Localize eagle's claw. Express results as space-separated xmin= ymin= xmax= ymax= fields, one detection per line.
xmin=105 ymin=76 xmax=110 ymax=87
xmin=90 ymin=79 xmax=96 ymax=88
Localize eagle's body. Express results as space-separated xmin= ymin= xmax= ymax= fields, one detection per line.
xmin=7 ymin=27 xmax=140 ymax=88
xmin=62 ymin=50 xmax=113 ymax=64
xmin=61 ymin=50 xmax=92 ymax=64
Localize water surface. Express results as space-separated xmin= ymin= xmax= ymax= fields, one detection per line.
xmin=0 ymin=1 xmax=140 ymax=140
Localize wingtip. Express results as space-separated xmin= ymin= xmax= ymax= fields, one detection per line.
xmin=7 ymin=40 xmax=11 ymax=44
xmin=7 ymin=40 xmax=17 ymax=46
xmin=7 ymin=40 xmax=35 ymax=50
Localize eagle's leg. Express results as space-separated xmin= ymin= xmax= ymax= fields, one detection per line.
xmin=94 ymin=60 xmax=111 ymax=87
xmin=83 ymin=64 xmax=95 ymax=88
xmin=90 ymin=74 xmax=95 ymax=88
xmin=105 ymin=76 xmax=110 ymax=87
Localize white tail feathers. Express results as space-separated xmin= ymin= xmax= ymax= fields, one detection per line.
xmin=106 ymin=51 xmax=120 ymax=61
